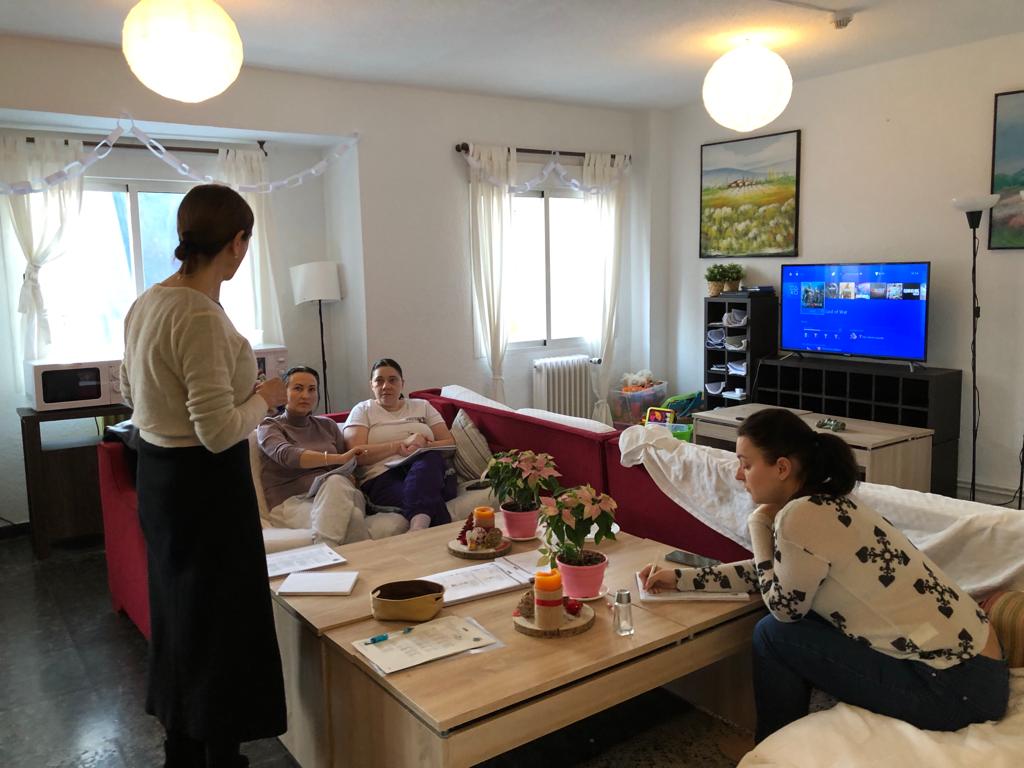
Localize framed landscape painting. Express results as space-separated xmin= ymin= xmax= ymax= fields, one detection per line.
xmin=990 ymin=90 xmax=1024 ymax=249
xmin=700 ymin=129 xmax=800 ymax=258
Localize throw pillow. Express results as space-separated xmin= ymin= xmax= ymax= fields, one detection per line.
xmin=981 ymin=590 xmax=1024 ymax=668
xmin=516 ymin=407 xmax=618 ymax=434
xmin=450 ymin=408 xmax=493 ymax=481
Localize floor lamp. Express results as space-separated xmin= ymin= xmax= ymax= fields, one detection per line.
xmin=290 ymin=261 xmax=343 ymax=414
xmin=951 ymin=194 xmax=999 ymax=501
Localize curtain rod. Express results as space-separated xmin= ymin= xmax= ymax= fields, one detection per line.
xmin=454 ymin=142 xmax=628 ymax=161
xmin=24 ymin=136 xmax=253 ymax=156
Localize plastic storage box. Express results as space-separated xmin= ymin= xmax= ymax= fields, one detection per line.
xmin=608 ymin=381 xmax=668 ymax=426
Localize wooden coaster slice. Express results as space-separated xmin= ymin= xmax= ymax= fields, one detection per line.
xmin=513 ymin=603 xmax=595 ymax=638
xmin=447 ymin=537 xmax=512 ymax=560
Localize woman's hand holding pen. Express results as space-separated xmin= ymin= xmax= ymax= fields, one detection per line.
xmin=639 ymin=563 xmax=679 ymax=593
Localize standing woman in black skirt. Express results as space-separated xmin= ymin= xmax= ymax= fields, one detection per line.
xmin=121 ymin=184 xmax=288 ymax=768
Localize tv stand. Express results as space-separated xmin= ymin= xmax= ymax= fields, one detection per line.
xmin=753 ymin=356 xmax=961 ymax=496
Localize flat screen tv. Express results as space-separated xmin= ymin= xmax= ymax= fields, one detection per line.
xmin=779 ymin=262 xmax=930 ymax=362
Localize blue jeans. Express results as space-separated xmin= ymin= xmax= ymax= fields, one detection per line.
xmin=752 ymin=613 xmax=1009 ymax=742
xmin=361 ymin=451 xmax=455 ymax=527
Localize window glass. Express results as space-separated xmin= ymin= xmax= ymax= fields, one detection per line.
xmin=39 ymin=190 xmax=135 ymax=357
xmin=548 ymin=195 xmax=598 ymax=341
xmin=138 ymin=191 xmax=186 ymax=289
xmin=505 ymin=195 xmax=547 ymax=343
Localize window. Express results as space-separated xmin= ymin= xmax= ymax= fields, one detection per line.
xmin=40 ymin=178 xmax=261 ymax=357
xmin=504 ymin=189 xmax=601 ymax=346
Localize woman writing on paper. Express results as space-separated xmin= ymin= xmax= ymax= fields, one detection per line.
xmin=343 ymin=358 xmax=456 ymax=531
xmin=258 ymin=365 xmax=369 ymax=545
xmin=121 ymin=185 xmax=287 ymax=767
xmin=640 ymin=408 xmax=1008 ymax=743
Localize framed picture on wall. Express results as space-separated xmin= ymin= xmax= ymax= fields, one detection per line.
xmin=990 ymin=90 xmax=1024 ymax=250
xmin=700 ymin=129 xmax=800 ymax=258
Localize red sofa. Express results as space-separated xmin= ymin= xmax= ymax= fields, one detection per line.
xmin=99 ymin=393 xmax=751 ymax=637
xmin=411 ymin=388 xmax=752 ymax=563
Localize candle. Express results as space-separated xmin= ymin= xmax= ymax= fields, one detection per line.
xmin=474 ymin=506 xmax=495 ymax=529
xmin=534 ymin=569 xmax=561 ymax=593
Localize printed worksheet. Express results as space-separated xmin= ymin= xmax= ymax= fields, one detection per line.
xmin=266 ymin=543 xmax=346 ymax=578
xmin=354 ymin=615 xmax=496 ymax=674
xmin=424 ymin=562 xmax=531 ymax=605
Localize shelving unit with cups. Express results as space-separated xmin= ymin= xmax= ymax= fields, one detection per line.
xmin=753 ymin=357 xmax=962 ymax=496
xmin=703 ymin=295 xmax=778 ymax=410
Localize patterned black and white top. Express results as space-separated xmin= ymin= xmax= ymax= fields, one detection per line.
xmin=674 ymin=494 xmax=991 ymax=670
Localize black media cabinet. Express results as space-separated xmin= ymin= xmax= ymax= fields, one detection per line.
xmin=753 ymin=357 xmax=962 ymax=497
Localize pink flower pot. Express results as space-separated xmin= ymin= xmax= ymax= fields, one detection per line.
xmin=557 ymin=553 xmax=608 ymax=599
xmin=500 ymin=504 xmax=540 ymax=539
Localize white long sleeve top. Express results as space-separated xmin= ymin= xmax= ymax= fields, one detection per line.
xmin=121 ymin=284 xmax=267 ymax=453
xmin=674 ymin=494 xmax=991 ymax=670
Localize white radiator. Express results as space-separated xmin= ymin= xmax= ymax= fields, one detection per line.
xmin=532 ymin=354 xmax=594 ymax=418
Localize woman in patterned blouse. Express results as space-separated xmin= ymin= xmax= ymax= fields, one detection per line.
xmin=641 ymin=408 xmax=1009 ymax=743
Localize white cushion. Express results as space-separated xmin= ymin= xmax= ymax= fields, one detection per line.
xmin=440 ymin=384 xmax=514 ymax=411
xmin=447 ymin=481 xmax=498 ymax=522
xmin=516 ymin=407 xmax=617 ymax=434
xmin=366 ymin=512 xmax=409 ymax=539
xmin=450 ymin=409 xmax=493 ymax=481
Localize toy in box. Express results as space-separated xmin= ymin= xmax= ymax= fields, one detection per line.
xmin=607 ymin=370 xmax=668 ymax=425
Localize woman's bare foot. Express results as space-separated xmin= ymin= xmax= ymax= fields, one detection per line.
xmin=408 ymin=513 xmax=431 ymax=531
xmin=717 ymin=732 xmax=755 ymax=765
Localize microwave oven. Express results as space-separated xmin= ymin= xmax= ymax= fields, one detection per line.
xmin=26 ymin=358 xmax=124 ymax=412
xmin=26 ymin=345 xmax=289 ymax=413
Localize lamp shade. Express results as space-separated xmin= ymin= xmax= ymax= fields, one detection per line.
xmin=122 ymin=0 xmax=243 ymax=103
xmin=290 ymin=262 xmax=342 ymax=305
xmin=702 ymin=42 xmax=793 ymax=133
xmin=951 ymin=194 xmax=1000 ymax=212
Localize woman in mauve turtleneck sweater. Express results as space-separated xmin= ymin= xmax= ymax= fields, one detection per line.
xmin=257 ymin=366 xmax=368 ymax=545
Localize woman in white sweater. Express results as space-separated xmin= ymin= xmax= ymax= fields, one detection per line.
xmin=121 ymin=185 xmax=288 ymax=768
xmin=641 ymin=408 xmax=1008 ymax=745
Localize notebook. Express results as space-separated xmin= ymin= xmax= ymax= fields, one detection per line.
xmin=634 ymin=572 xmax=752 ymax=602
xmin=276 ymin=571 xmax=358 ymax=596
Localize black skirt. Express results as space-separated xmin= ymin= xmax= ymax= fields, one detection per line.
xmin=137 ymin=438 xmax=286 ymax=742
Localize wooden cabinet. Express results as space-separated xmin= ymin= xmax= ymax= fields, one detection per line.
xmin=693 ymin=403 xmax=934 ymax=492
xmin=752 ymin=358 xmax=961 ymax=496
xmin=703 ymin=294 xmax=777 ymax=410
xmin=18 ymin=404 xmax=131 ymax=558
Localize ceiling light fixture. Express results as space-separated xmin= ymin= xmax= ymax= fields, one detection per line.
xmin=122 ymin=0 xmax=244 ymax=104
xmin=702 ymin=41 xmax=793 ymax=133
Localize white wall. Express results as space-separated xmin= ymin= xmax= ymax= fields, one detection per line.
xmin=0 ymin=36 xmax=642 ymax=525
xmin=667 ymin=32 xmax=1024 ymax=498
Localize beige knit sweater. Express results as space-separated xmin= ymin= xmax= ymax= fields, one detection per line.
xmin=121 ymin=284 xmax=267 ymax=453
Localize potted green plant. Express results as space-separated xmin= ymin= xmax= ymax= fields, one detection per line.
xmin=704 ymin=262 xmax=727 ymax=296
xmin=719 ymin=263 xmax=745 ymax=292
xmin=484 ymin=450 xmax=561 ymax=538
xmin=537 ymin=485 xmax=618 ymax=598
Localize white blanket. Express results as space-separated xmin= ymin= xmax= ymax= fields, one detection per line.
xmin=617 ymin=425 xmax=1024 ymax=595
xmin=738 ymin=669 xmax=1024 ymax=768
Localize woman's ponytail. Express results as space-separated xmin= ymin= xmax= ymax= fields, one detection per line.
xmin=737 ymin=408 xmax=858 ymax=499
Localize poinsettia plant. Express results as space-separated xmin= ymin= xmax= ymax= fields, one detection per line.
xmin=538 ymin=484 xmax=618 ymax=567
xmin=484 ymin=449 xmax=561 ymax=511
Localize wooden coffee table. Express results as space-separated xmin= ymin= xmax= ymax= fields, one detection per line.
xmin=271 ymin=523 xmax=763 ymax=768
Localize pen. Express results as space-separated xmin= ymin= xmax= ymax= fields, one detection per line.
xmin=363 ymin=626 xmax=413 ymax=645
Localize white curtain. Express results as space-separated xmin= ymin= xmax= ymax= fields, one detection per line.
xmin=0 ymin=136 xmax=84 ymax=362
xmin=216 ymin=148 xmax=284 ymax=346
xmin=469 ymin=145 xmax=515 ymax=403
xmin=583 ymin=152 xmax=627 ymax=425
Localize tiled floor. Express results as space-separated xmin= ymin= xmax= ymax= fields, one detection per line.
xmin=0 ymin=532 xmax=741 ymax=767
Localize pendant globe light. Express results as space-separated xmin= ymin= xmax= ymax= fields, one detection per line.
xmin=122 ymin=0 xmax=244 ymax=103
xmin=702 ymin=41 xmax=793 ymax=133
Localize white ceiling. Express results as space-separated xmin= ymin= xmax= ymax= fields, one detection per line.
xmin=1 ymin=0 xmax=1023 ymax=109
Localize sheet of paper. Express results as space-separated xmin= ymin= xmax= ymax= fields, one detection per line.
xmin=497 ymin=549 xmax=550 ymax=576
xmin=384 ymin=444 xmax=456 ymax=470
xmin=424 ymin=562 xmax=531 ymax=605
xmin=307 ymin=458 xmax=357 ymax=498
xmin=635 ymin=572 xmax=751 ymax=602
xmin=266 ymin=543 xmax=347 ymax=578
xmin=276 ymin=571 xmax=358 ymax=596
xmin=353 ymin=615 xmax=497 ymax=674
